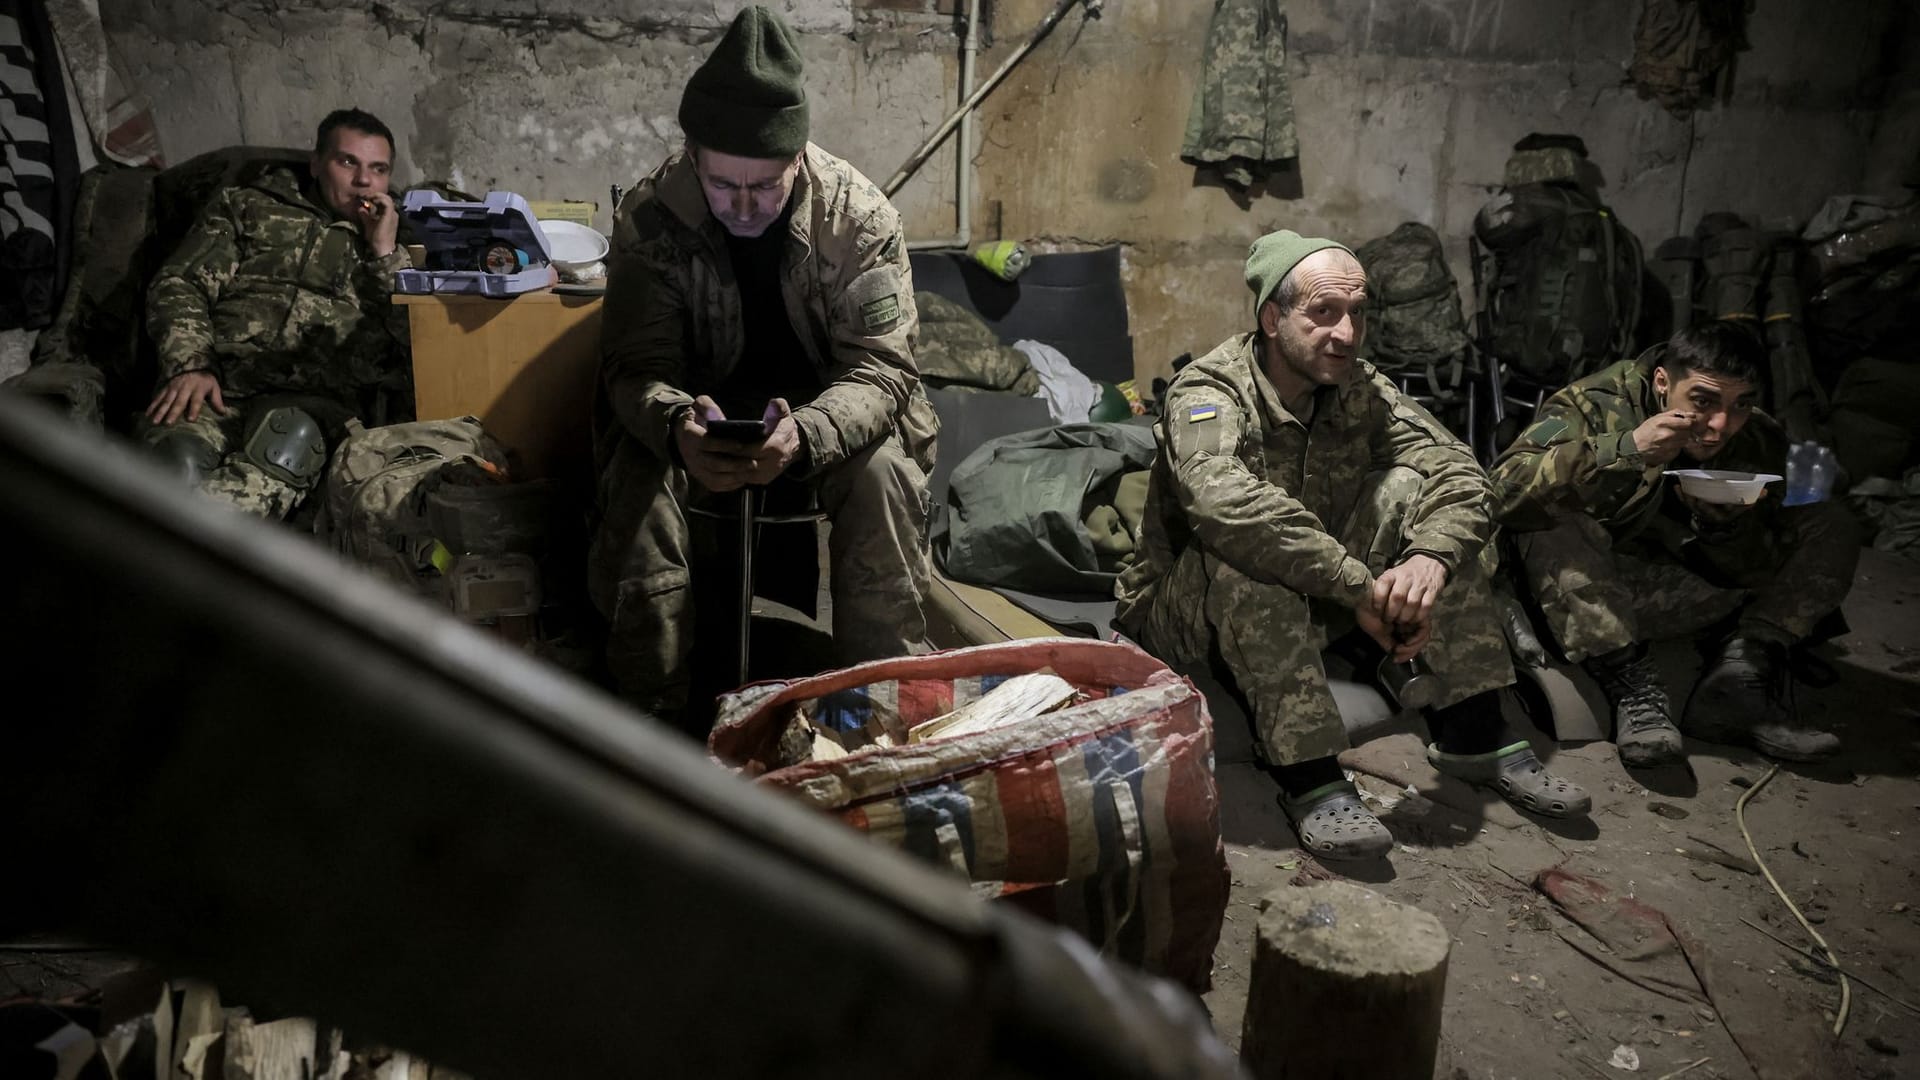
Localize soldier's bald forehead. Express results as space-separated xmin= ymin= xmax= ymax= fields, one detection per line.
xmin=1286 ymin=250 xmax=1367 ymax=300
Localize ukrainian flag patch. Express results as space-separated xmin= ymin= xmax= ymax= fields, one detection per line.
xmin=1187 ymin=404 xmax=1219 ymax=423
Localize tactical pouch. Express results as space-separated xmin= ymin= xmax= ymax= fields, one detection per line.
xmin=427 ymin=476 xmax=555 ymax=557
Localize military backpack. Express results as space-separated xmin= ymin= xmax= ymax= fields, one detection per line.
xmin=312 ymin=416 xmax=510 ymax=588
xmin=1472 ymin=135 xmax=1645 ymax=391
xmin=1354 ymin=222 xmax=1475 ymax=407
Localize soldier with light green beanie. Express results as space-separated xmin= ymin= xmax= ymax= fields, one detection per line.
xmin=592 ymin=5 xmax=940 ymax=733
xmin=1116 ymin=227 xmax=1590 ymax=861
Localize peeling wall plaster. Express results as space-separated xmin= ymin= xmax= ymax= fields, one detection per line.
xmin=104 ymin=0 xmax=1913 ymax=381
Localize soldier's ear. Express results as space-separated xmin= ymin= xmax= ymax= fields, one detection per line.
xmin=1652 ymin=366 xmax=1670 ymax=397
xmin=1258 ymin=299 xmax=1283 ymax=339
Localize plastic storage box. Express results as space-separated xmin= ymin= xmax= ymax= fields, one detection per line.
xmin=396 ymin=191 xmax=554 ymax=297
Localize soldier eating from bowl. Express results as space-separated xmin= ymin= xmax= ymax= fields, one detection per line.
xmin=1489 ymin=321 xmax=1859 ymax=766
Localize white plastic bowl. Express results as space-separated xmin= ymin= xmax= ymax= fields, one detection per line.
xmin=1666 ymin=469 xmax=1783 ymax=505
xmin=537 ymin=220 xmax=610 ymax=271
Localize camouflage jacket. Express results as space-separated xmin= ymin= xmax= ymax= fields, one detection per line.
xmin=600 ymin=144 xmax=937 ymax=476
xmin=147 ymin=165 xmax=411 ymax=401
xmin=1490 ymin=350 xmax=1788 ymax=540
xmin=1116 ymin=333 xmax=1495 ymax=613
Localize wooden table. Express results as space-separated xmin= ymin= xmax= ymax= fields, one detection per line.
xmin=394 ymin=289 xmax=603 ymax=481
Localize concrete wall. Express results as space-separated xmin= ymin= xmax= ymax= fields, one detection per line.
xmin=104 ymin=0 xmax=1910 ymax=382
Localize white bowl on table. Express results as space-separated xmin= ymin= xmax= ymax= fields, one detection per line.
xmin=536 ymin=220 xmax=610 ymax=272
xmin=1665 ymin=469 xmax=1783 ymax=506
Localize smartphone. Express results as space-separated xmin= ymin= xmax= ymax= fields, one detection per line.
xmin=705 ymin=419 xmax=768 ymax=442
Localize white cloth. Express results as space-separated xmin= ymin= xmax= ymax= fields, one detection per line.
xmin=1016 ymin=339 xmax=1096 ymax=426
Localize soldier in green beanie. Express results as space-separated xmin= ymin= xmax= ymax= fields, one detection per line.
xmin=1115 ymin=230 xmax=1590 ymax=861
xmin=591 ymin=5 xmax=939 ymax=730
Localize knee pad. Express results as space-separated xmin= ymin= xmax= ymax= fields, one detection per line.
xmin=241 ymin=406 xmax=329 ymax=490
xmin=147 ymin=429 xmax=224 ymax=488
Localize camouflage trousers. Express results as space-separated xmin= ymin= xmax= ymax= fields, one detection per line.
xmin=1515 ymin=502 xmax=1860 ymax=661
xmin=588 ymin=432 xmax=934 ymax=716
xmin=139 ymin=399 xmax=315 ymax=520
xmin=1117 ymin=468 xmax=1515 ymax=767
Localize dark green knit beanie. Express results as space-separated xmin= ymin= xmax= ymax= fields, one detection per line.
xmin=1245 ymin=230 xmax=1354 ymax=313
xmin=679 ymin=6 xmax=810 ymax=159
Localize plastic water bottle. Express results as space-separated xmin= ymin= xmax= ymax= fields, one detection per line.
xmin=1783 ymin=441 xmax=1837 ymax=506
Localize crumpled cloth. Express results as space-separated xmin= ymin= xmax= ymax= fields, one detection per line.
xmin=1017 ymin=339 xmax=1097 ymax=425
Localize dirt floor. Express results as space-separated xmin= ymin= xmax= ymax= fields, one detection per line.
xmin=1201 ymin=546 xmax=1920 ymax=1080
xmin=9 ymin=541 xmax=1916 ymax=1079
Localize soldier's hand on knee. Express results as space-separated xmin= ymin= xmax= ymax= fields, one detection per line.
xmin=146 ymin=371 xmax=228 ymax=425
xmin=1373 ymin=554 xmax=1448 ymax=626
xmin=1354 ymin=604 xmax=1400 ymax=658
xmin=1392 ymin=618 xmax=1433 ymax=661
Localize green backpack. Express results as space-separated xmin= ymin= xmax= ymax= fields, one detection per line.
xmin=1354 ymin=222 xmax=1475 ymax=404
xmin=313 ymin=416 xmax=510 ymax=587
xmin=1472 ymin=135 xmax=1645 ymax=390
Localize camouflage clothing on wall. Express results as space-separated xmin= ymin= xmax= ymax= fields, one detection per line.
xmin=590 ymin=143 xmax=938 ymax=713
xmin=1114 ymin=334 xmax=1513 ymax=765
xmin=1179 ymin=0 xmax=1298 ymax=189
xmin=141 ymin=164 xmax=411 ymax=517
xmin=1490 ymin=351 xmax=1858 ymax=659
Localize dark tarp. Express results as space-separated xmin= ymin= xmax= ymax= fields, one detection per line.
xmin=939 ymin=422 xmax=1156 ymax=598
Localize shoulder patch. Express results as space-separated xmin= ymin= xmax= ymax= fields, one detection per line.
xmin=1187 ymin=405 xmax=1218 ymax=423
xmin=860 ymin=293 xmax=900 ymax=332
xmin=1527 ymin=417 xmax=1572 ymax=446
xmin=844 ymin=264 xmax=906 ymax=336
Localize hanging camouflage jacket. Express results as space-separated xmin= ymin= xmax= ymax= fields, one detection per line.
xmin=1179 ymin=0 xmax=1298 ymax=189
xmin=146 ymin=165 xmax=412 ymax=401
xmin=1116 ymin=333 xmax=1494 ymax=617
xmin=599 ymin=144 xmax=937 ymax=477
xmin=1489 ymin=349 xmax=1788 ymax=541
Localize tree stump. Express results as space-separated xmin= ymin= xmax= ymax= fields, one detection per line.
xmin=1240 ymin=880 xmax=1450 ymax=1079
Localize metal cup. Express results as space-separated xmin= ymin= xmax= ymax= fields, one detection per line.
xmin=1378 ymin=654 xmax=1447 ymax=711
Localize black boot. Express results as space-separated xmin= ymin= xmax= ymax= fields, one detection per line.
xmin=1683 ymin=638 xmax=1838 ymax=761
xmin=1582 ymin=644 xmax=1683 ymax=767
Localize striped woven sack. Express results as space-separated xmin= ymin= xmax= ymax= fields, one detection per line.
xmin=708 ymin=638 xmax=1228 ymax=991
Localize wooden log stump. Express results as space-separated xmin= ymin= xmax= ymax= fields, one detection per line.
xmin=1240 ymin=880 xmax=1450 ymax=1079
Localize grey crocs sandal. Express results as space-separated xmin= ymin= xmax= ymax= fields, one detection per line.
xmin=1428 ymin=740 xmax=1592 ymax=818
xmin=1280 ymin=780 xmax=1394 ymax=861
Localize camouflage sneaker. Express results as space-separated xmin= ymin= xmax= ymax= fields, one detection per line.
xmin=1583 ymin=646 xmax=1683 ymax=767
xmin=1683 ymin=638 xmax=1839 ymax=762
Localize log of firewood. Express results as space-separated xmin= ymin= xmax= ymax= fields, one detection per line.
xmin=1240 ymin=881 xmax=1450 ymax=1079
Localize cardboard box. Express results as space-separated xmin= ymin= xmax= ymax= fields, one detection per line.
xmin=529 ymin=200 xmax=597 ymax=226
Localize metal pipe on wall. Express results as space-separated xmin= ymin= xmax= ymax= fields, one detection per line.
xmin=890 ymin=0 xmax=1101 ymax=244
xmin=908 ymin=0 xmax=982 ymax=252
xmin=0 ymin=394 xmax=1241 ymax=1080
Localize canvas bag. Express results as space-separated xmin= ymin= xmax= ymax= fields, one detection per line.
xmin=708 ymin=638 xmax=1230 ymax=992
xmin=312 ymin=416 xmax=509 ymax=586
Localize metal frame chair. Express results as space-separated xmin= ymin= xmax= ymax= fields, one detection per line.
xmin=686 ymin=487 xmax=828 ymax=684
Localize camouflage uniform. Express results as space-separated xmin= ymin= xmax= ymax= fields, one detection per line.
xmin=590 ymin=144 xmax=940 ymax=713
xmin=1114 ymin=334 xmax=1513 ymax=766
xmin=141 ymin=165 xmax=412 ymax=517
xmin=1490 ymin=350 xmax=1859 ymax=661
xmin=1179 ymin=0 xmax=1298 ymax=188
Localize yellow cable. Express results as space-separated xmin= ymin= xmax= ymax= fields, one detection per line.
xmin=1735 ymin=764 xmax=1850 ymax=1036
